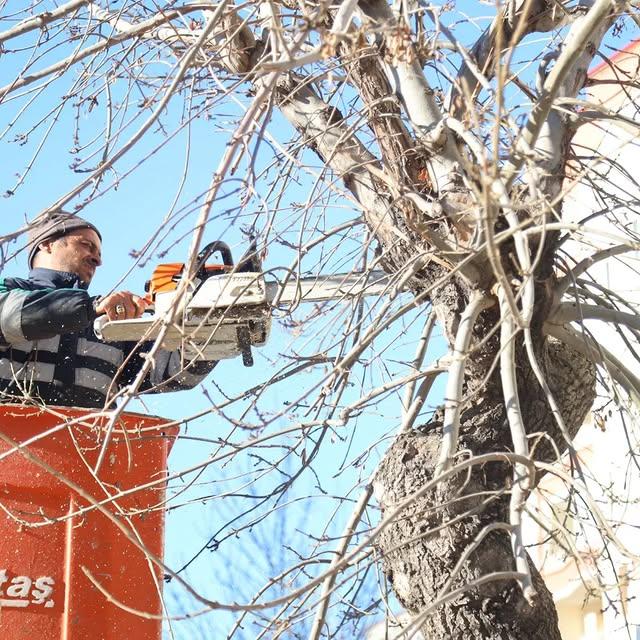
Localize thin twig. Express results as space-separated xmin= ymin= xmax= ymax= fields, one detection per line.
xmin=308 ymin=483 xmax=374 ymax=640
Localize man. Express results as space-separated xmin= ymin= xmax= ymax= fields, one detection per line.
xmin=0 ymin=213 xmax=216 ymax=408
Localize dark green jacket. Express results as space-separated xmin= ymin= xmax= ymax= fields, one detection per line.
xmin=0 ymin=268 xmax=215 ymax=408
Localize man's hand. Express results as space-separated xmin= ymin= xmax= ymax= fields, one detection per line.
xmin=95 ymin=291 xmax=148 ymax=321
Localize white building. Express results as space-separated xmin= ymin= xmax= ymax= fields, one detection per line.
xmin=526 ymin=38 xmax=640 ymax=640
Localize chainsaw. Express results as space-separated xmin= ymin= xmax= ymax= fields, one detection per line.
xmin=94 ymin=241 xmax=392 ymax=366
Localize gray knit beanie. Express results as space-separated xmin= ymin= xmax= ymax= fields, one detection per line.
xmin=27 ymin=212 xmax=102 ymax=268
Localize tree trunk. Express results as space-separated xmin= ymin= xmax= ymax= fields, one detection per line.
xmin=373 ymin=283 xmax=597 ymax=639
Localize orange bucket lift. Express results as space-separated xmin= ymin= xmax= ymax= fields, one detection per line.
xmin=0 ymin=405 xmax=176 ymax=639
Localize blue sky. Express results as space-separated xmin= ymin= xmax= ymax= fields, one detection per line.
xmin=6 ymin=2 xmax=633 ymax=635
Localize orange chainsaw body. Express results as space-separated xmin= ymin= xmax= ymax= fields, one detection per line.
xmin=145 ymin=262 xmax=229 ymax=298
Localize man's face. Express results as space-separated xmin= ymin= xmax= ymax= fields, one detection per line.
xmin=48 ymin=228 xmax=102 ymax=284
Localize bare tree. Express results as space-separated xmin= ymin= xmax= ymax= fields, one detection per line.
xmin=1 ymin=1 xmax=639 ymax=638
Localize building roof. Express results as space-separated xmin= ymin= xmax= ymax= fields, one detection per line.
xmin=589 ymin=37 xmax=640 ymax=78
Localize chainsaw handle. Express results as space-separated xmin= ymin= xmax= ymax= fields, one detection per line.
xmin=195 ymin=241 xmax=234 ymax=280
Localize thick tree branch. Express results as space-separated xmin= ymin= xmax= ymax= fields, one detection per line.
xmin=357 ymin=0 xmax=460 ymax=190
xmin=545 ymin=323 xmax=640 ymax=406
xmin=434 ymin=290 xmax=493 ymax=476
xmin=548 ymin=302 xmax=640 ymax=333
xmin=451 ymin=0 xmax=570 ymax=120
xmin=498 ymin=286 xmax=536 ymax=604
xmin=0 ymin=0 xmax=89 ymax=44
xmin=555 ymin=244 xmax=636 ymax=298
xmin=0 ymin=6 xmax=217 ymax=101
xmin=504 ymin=0 xmax=617 ymax=190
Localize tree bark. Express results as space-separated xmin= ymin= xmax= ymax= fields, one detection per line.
xmin=373 ymin=291 xmax=597 ymax=638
